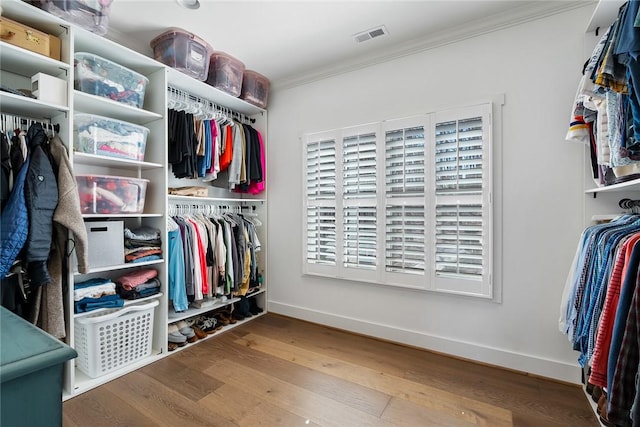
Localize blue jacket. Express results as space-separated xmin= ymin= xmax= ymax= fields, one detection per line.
xmin=0 ymin=155 xmax=30 ymax=279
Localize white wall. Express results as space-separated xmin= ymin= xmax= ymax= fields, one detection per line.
xmin=265 ymin=6 xmax=594 ymax=383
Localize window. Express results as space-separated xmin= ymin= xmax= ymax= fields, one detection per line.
xmin=303 ymin=103 xmax=493 ymax=298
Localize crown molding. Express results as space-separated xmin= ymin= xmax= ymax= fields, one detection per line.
xmin=273 ymin=1 xmax=595 ymax=91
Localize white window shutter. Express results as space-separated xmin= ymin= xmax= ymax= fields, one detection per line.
xmin=431 ymin=104 xmax=492 ymax=298
xmin=343 ymin=131 xmax=377 ymax=198
xmin=385 ymin=203 xmax=425 ymax=274
xmin=304 ymin=133 xmax=338 ymax=271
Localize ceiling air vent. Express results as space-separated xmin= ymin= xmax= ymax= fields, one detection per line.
xmin=353 ymin=25 xmax=388 ymax=43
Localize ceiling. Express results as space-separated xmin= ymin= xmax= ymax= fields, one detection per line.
xmin=106 ymin=0 xmax=593 ymax=89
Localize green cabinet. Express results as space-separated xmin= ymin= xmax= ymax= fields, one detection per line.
xmin=0 ymin=307 xmax=77 ymax=427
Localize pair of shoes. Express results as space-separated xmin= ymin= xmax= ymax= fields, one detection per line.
xmin=175 ymin=320 xmax=198 ymax=343
xmin=218 ymin=311 xmax=237 ymax=324
xmin=168 ymin=342 xmax=179 ymax=351
xmin=194 ymin=315 xmax=220 ymax=334
xmin=168 ymin=324 xmax=187 ymax=346
xmin=248 ymin=297 xmax=263 ymax=315
xmin=235 ymin=296 xmax=255 ymax=319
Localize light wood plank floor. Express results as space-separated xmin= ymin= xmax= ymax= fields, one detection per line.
xmin=63 ymin=313 xmax=598 ymax=427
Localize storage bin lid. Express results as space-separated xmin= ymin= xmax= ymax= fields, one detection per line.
xmin=0 ymin=307 xmax=77 ymax=383
xmin=150 ymin=27 xmax=212 ymax=52
xmin=210 ymin=51 xmax=245 ymax=67
xmin=74 ymin=113 xmax=150 ymax=134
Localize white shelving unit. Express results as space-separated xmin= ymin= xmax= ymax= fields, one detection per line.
xmin=579 ymin=2 xmax=635 ymax=426
xmin=1 ymin=0 xmax=268 ymax=401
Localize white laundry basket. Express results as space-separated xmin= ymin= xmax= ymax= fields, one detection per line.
xmin=74 ymin=300 xmax=158 ymax=378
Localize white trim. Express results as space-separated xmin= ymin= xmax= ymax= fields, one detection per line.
xmin=268 ymin=301 xmax=583 ymax=384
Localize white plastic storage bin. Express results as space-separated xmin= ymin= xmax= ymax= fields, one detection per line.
xmin=76 ymin=174 xmax=149 ymax=214
xmin=74 ymin=114 xmax=150 ymax=161
xmin=74 ymin=300 xmax=158 ymax=378
xmin=74 ymin=52 xmax=149 ymax=108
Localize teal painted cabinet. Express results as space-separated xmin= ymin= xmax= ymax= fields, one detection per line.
xmin=0 ymin=306 xmax=77 ymax=427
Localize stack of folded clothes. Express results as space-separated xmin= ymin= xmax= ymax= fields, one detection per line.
xmin=124 ymin=226 xmax=162 ymax=263
xmin=114 ymin=268 xmax=161 ymax=300
xmin=74 ymin=277 xmax=124 ymax=313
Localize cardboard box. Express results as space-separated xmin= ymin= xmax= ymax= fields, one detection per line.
xmin=31 ymin=73 xmax=67 ymax=106
xmin=0 ymin=16 xmax=61 ymax=60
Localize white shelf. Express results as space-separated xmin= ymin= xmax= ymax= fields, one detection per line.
xmin=0 ymin=41 xmax=70 ymax=77
xmin=73 ymin=152 xmax=163 ymax=170
xmin=586 ymin=0 xmax=626 ymax=33
xmin=585 ymin=178 xmax=640 ymax=194
xmin=167 ymin=312 xmax=267 ymax=355
xmin=73 ymin=258 xmax=164 ymax=275
xmin=166 ymin=67 xmax=265 ymax=116
xmin=73 ymin=91 xmax=162 ymax=125
xmin=168 ymin=194 xmax=266 ymax=203
xmin=0 ymin=92 xmax=68 ymax=119
xmin=73 ymin=26 xmax=164 ymax=76
xmin=168 ymin=297 xmax=240 ymax=323
xmin=73 ymin=293 xmax=163 ymax=319
xmin=81 ymin=213 xmax=163 ymax=219
xmin=0 ymin=0 xmax=70 ymax=36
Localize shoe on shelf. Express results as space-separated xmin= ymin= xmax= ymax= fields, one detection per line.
xmin=168 ymin=324 xmax=187 ymax=346
xmin=176 ymin=320 xmax=198 ymax=343
xmin=168 ymin=342 xmax=179 ymax=351
xmin=220 ymin=311 xmax=237 ymax=324
xmin=195 ymin=315 xmax=219 ymax=334
xmin=191 ymin=325 xmax=208 ymax=339
xmin=248 ymin=297 xmax=263 ymax=315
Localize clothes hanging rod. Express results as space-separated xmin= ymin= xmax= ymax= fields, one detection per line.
xmin=166 ymin=86 xmax=256 ymax=124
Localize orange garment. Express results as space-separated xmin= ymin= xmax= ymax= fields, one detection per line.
xmin=219 ymin=125 xmax=233 ymax=171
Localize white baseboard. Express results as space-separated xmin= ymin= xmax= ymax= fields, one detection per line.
xmin=268 ymin=300 xmax=582 ymax=384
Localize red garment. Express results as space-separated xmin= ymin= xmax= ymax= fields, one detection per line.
xmin=589 ymin=233 xmax=640 ymax=387
xmin=187 ymin=218 xmax=209 ymax=296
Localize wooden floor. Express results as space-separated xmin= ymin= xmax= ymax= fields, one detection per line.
xmin=63 ymin=313 xmax=598 ymax=427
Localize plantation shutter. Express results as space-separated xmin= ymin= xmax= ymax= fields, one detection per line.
xmin=305 ymin=136 xmax=337 ymax=267
xmin=385 ymin=204 xmax=425 ymax=274
xmin=385 ymin=125 xmax=425 ymax=195
xmin=343 ymin=131 xmax=377 ymax=197
xmin=432 ymin=104 xmax=492 ymax=297
xmin=383 ymin=118 xmax=427 ymax=281
xmin=343 ymin=205 xmax=377 ymax=269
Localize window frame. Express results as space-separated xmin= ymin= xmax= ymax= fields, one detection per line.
xmin=302 ymin=102 xmax=494 ymax=299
